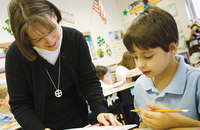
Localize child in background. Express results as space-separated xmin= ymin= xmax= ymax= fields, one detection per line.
xmin=96 ymin=65 xmax=114 ymax=92
xmin=116 ymin=51 xmax=141 ymax=82
xmin=0 ymin=85 xmax=16 ymax=126
xmin=123 ymin=6 xmax=200 ymax=129
xmin=96 ymin=65 xmax=138 ymax=125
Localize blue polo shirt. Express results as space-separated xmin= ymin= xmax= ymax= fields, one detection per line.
xmin=134 ymin=55 xmax=200 ymax=120
xmin=0 ymin=112 xmax=14 ymax=126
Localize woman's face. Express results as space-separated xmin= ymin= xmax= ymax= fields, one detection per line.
xmin=27 ymin=15 xmax=61 ymax=51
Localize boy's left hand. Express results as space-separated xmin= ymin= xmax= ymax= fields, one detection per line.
xmin=97 ymin=113 xmax=122 ymax=126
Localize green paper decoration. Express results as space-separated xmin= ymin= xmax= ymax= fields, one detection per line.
xmin=123 ymin=9 xmax=128 ymax=16
xmin=97 ymin=36 xmax=105 ymax=47
xmin=3 ymin=19 xmax=13 ymax=35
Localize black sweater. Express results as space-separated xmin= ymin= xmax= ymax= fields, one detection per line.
xmin=5 ymin=26 xmax=108 ymax=130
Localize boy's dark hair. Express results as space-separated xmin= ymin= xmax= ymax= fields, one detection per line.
xmin=96 ymin=65 xmax=108 ymax=80
xmin=123 ymin=6 xmax=178 ymax=53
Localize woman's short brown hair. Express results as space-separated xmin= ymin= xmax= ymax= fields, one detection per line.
xmin=120 ymin=51 xmax=136 ymax=70
xmin=8 ymin=0 xmax=62 ymax=61
xmin=96 ymin=65 xmax=108 ymax=80
xmin=123 ymin=6 xmax=178 ymax=53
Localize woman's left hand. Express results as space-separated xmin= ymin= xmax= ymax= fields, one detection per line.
xmin=97 ymin=113 xmax=122 ymax=126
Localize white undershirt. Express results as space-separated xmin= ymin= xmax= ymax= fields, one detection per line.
xmin=33 ymin=25 xmax=63 ymax=65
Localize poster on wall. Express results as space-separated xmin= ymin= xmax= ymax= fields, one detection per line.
xmin=60 ymin=10 xmax=75 ymax=24
xmin=108 ymin=31 xmax=121 ymax=42
xmin=83 ymin=32 xmax=98 ymax=65
xmin=0 ymin=50 xmax=5 ymax=72
xmin=128 ymin=0 xmax=162 ymax=15
xmin=0 ymin=47 xmax=9 ymax=86
xmin=176 ymin=20 xmax=183 ymax=33
xmin=112 ymin=41 xmax=127 ymax=59
xmin=86 ymin=39 xmax=98 ymax=61
xmin=179 ymin=35 xmax=186 ymax=49
xmin=167 ymin=3 xmax=178 ymax=17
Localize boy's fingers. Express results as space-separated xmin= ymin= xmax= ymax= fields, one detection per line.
xmin=146 ymin=102 xmax=168 ymax=110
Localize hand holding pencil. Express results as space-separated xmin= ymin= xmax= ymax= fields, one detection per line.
xmin=137 ymin=103 xmax=192 ymax=130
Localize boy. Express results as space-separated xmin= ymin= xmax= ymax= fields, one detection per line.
xmin=123 ymin=6 xmax=200 ymax=129
xmin=0 ymin=85 xmax=16 ymax=126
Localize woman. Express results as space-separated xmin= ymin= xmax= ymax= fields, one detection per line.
xmin=5 ymin=0 xmax=121 ymax=130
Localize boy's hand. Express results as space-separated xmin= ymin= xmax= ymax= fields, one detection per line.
xmin=139 ymin=102 xmax=179 ymax=130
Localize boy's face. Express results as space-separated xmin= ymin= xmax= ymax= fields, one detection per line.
xmin=1 ymin=94 xmax=10 ymax=109
xmin=131 ymin=44 xmax=175 ymax=78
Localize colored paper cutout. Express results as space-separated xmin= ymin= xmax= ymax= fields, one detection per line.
xmin=129 ymin=0 xmax=161 ymax=15
xmin=106 ymin=44 xmax=112 ymax=57
xmin=97 ymin=36 xmax=105 ymax=47
xmin=97 ymin=49 xmax=104 ymax=58
xmin=123 ymin=9 xmax=128 ymax=16
xmin=107 ymin=96 xmax=112 ymax=107
xmin=3 ymin=19 xmax=13 ymax=35
xmin=111 ymin=93 xmax=118 ymax=102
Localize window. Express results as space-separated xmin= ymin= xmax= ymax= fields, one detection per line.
xmin=184 ymin=0 xmax=200 ymax=22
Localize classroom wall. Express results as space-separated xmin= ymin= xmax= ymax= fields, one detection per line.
xmin=0 ymin=0 xmax=125 ymax=66
xmin=0 ymin=0 xmax=15 ymax=44
xmin=0 ymin=0 xmax=193 ymax=66
xmin=115 ymin=0 xmax=191 ymax=53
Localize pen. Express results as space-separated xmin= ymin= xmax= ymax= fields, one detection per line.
xmin=131 ymin=109 xmax=189 ymax=113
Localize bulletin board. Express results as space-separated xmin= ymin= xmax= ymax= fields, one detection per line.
xmin=0 ymin=42 xmax=10 ymax=73
xmin=83 ymin=32 xmax=99 ymax=65
xmin=0 ymin=42 xmax=11 ymax=86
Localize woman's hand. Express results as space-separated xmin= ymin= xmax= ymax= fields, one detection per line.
xmin=97 ymin=113 xmax=122 ymax=126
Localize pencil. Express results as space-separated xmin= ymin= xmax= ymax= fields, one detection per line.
xmin=131 ymin=109 xmax=189 ymax=113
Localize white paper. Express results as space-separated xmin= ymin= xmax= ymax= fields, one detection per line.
xmin=65 ymin=124 xmax=137 ymax=130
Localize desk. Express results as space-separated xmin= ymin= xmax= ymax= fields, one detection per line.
xmin=0 ymin=122 xmax=21 ymax=130
xmin=126 ymin=71 xmax=142 ymax=79
xmin=103 ymin=81 xmax=135 ymax=97
xmin=133 ymin=127 xmax=200 ymax=130
xmin=126 ymin=68 xmax=142 ymax=78
xmin=103 ymin=81 xmax=136 ymax=125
